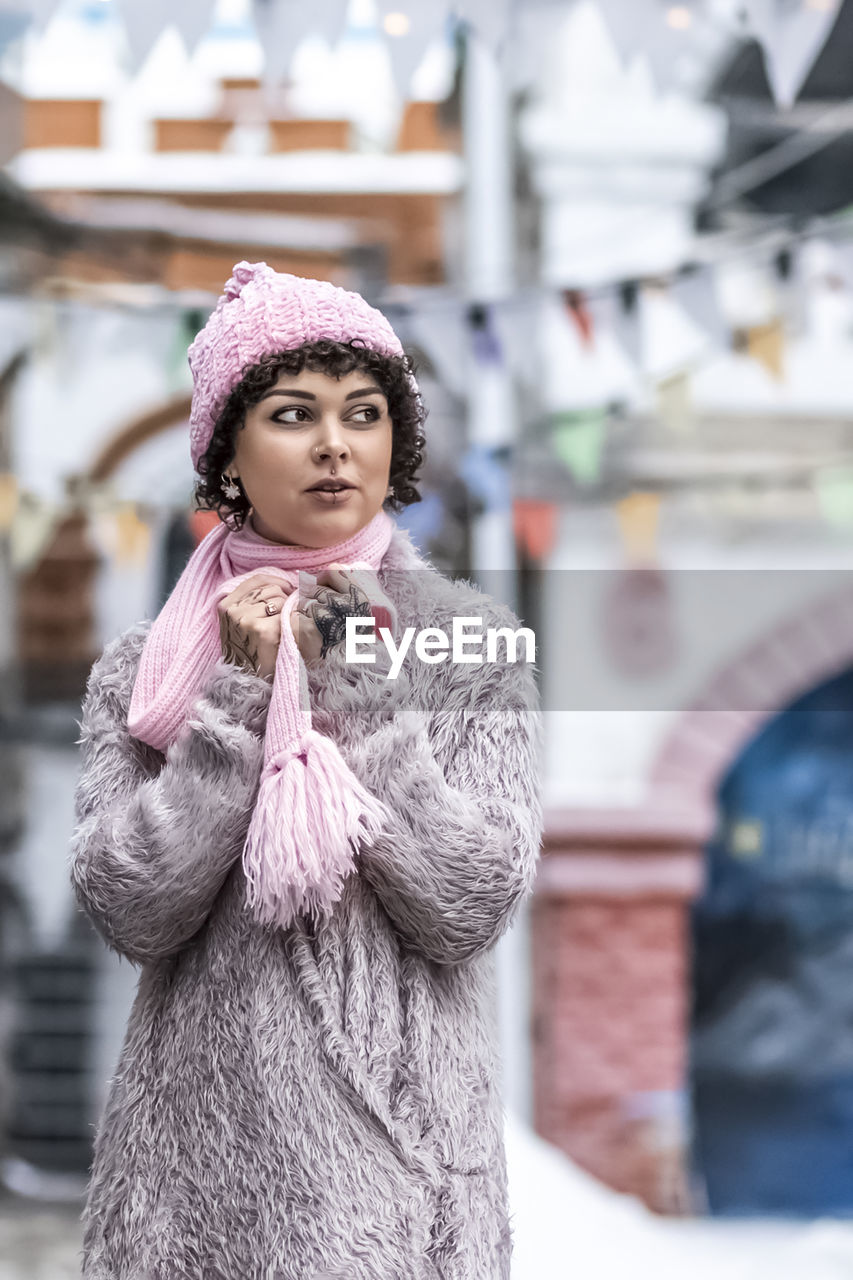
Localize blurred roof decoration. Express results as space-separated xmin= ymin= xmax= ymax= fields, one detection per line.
xmin=0 ymin=1 xmax=845 ymax=108
xmin=707 ymin=0 xmax=853 ymax=220
xmin=1 ymin=1 xmax=850 ymax=248
xmin=0 ymin=0 xmax=469 ymax=292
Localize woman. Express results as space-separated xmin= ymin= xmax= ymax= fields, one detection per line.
xmin=69 ymin=261 xmax=544 ymax=1279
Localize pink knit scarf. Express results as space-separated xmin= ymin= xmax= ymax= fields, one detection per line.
xmin=127 ymin=508 xmax=398 ymax=932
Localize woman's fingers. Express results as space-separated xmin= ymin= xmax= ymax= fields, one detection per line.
xmin=314 ymin=566 xmax=351 ymax=593
xmin=218 ymin=574 xmax=288 ymax=620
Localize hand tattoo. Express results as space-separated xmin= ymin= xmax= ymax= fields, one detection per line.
xmin=310 ymin=583 xmax=372 ymax=659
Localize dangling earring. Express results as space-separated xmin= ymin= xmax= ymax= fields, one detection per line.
xmin=221 ymin=474 xmax=242 ymax=501
xmin=386 ymin=484 xmax=395 ymax=499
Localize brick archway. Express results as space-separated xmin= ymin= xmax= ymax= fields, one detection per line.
xmin=650 ymin=583 xmax=853 ymax=813
xmin=85 ymin=393 xmax=192 ymax=483
xmin=17 ymin=394 xmax=193 ymax=699
xmin=533 ymin=583 xmax=853 ymax=1212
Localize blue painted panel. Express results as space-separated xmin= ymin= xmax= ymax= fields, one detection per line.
xmin=691 ymin=666 xmax=853 ymax=1215
xmin=693 ymin=1074 xmax=853 ymax=1217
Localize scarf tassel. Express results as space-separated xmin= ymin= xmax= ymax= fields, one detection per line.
xmin=242 ymin=728 xmax=392 ymax=931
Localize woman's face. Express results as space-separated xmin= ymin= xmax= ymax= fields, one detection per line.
xmin=228 ymin=365 xmax=394 ymax=547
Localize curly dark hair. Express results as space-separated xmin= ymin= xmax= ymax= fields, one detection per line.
xmin=194 ymin=340 xmax=426 ymax=529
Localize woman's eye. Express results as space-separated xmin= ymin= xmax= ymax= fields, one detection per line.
xmin=351 ymin=406 xmax=380 ymax=423
xmin=274 ymin=407 xmax=311 ymax=423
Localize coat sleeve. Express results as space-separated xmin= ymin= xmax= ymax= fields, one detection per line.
xmin=323 ymin=599 xmax=545 ymax=966
xmin=68 ymin=623 xmax=273 ymax=967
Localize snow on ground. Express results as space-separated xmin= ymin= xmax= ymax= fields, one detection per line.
xmin=505 ymin=1109 xmax=853 ymax=1280
xmin=0 ymin=1194 xmax=81 ymax=1280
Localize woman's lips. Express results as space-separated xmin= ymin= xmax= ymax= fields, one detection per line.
xmin=306 ymin=486 xmax=356 ymax=505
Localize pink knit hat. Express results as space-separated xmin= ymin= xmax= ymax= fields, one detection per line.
xmin=188 ymin=260 xmax=409 ymax=470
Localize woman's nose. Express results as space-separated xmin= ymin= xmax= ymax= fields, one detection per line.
xmin=313 ymin=435 xmax=350 ymax=462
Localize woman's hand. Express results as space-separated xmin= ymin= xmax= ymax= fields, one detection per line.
xmin=218 ymin=567 xmax=374 ymax=679
xmin=290 ymin=566 xmax=373 ymax=669
xmin=217 ymin=574 xmax=289 ymax=681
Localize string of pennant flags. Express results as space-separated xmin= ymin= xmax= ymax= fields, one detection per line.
xmin=5 ymin=213 xmax=853 ymax=572
xmin=0 ymin=471 xmax=154 ymax=574
xmin=0 ymin=462 xmax=668 ymax=575
xmin=13 ymin=0 xmax=847 ymax=109
xmin=384 ymin=226 xmax=853 ymax=475
xmin=387 ymin=220 xmax=853 ymax=559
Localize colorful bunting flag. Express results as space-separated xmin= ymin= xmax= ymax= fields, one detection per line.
xmin=309 ymin=0 xmax=351 ymax=48
xmin=26 ymin=0 xmax=65 ymax=34
xmin=171 ymin=0 xmax=216 ymax=59
xmin=406 ymin=303 xmax=469 ymax=399
xmin=814 ymin=465 xmax=853 ymax=531
xmin=745 ymin=318 xmax=786 ymax=381
xmin=643 ymin=283 xmax=710 ymax=378
xmin=615 ymin=491 xmax=661 ymax=564
xmin=376 ymin=0 xmax=449 ymax=99
xmin=113 ymin=502 xmax=152 ymax=566
xmin=451 ymin=0 xmax=512 ymax=54
xmin=588 ymin=284 xmax=643 ymax=369
xmin=0 ymin=472 xmax=18 ymax=533
xmin=459 ymin=442 xmax=512 ymax=514
xmin=491 ymin=293 xmax=547 ymax=390
xmin=114 ymin=0 xmax=173 ymax=73
xmin=671 ymin=267 xmax=728 ymax=356
xmin=508 ymin=2 xmax=555 ymax=92
xmin=512 ymin=499 xmax=559 ymax=562
xmin=468 ymin=303 xmax=504 ymax=366
xmin=251 ymin=0 xmax=333 ymax=86
xmin=0 ymin=3 xmax=30 ymax=56
xmin=10 ymin=493 xmax=60 ymax=574
xmin=563 ymin=290 xmax=595 ymax=349
xmin=552 ymin=408 xmax=607 ymax=486
xmin=596 ymin=0 xmax=698 ymax=91
xmin=740 ymin=0 xmax=843 ymax=108
xmin=656 ymin=370 xmax=693 ymax=433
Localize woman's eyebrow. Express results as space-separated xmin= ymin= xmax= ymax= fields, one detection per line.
xmin=259 ymin=389 xmax=314 ymax=400
xmin=259 ymin=386 xmax=385 ymax=401
xmin=344 ymin=386 xmax=384 ymax=400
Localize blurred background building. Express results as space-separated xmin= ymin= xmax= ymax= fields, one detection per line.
xmin=4 ymin=0 xmax=853 ymax=1274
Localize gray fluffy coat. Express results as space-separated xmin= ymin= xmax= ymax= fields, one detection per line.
xmin=68 ymin=524 xmax=544 ymax=1279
